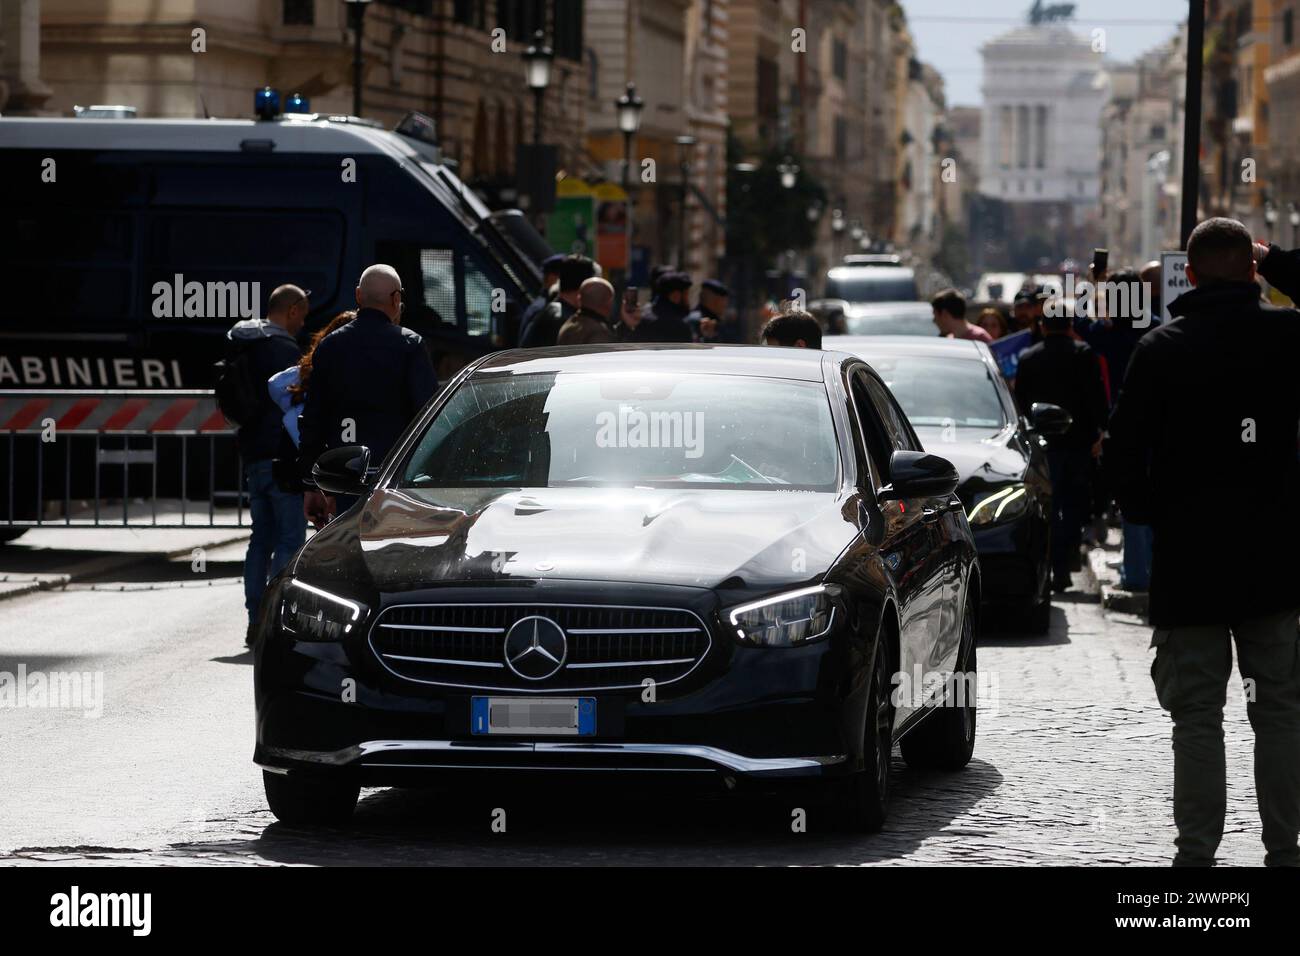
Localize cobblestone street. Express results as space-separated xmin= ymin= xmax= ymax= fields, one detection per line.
xmin=0 ymin=540 xmax=1269 ymax=866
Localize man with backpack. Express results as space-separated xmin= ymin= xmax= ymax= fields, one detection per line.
xmin=220 ymin=284 xmax=308 ymax=647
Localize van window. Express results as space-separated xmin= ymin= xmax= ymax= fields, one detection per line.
xmin=463 ymin=254 xmax=494 ymax=337
xmin=418 ymin=249 xmax=457 ymax=321
xmin=146 ymin=212 xmax=342 ymax=317
xmin=379 ymin=241 xmax=494 ymax=340
xmin=2 ymin=210 xmax=134 ymax=324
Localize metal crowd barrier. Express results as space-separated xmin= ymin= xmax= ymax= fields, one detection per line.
xmin=0 ymin=390 xmax=252 ymax=529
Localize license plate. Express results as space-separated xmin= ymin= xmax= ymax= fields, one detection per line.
xmin=471 ymin=697 xmax=596 ymax=736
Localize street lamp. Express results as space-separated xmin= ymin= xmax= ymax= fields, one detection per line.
xmin=850 ymin=220 xmax=864 ymax=242
xmin=1264 ymin=198 xmax=1278 ymax=238
xmin=523 ymin=30 xmax=554 ymax=146
xmin=778 ymin=155 xmax=800 ymax=190
xmin=676 ymin=135 xmax=697 ymax=270
xmin=343 ymin=0 xmax=373 ymax=118
xmin=615 ymin=82 xmax=644 ymax=190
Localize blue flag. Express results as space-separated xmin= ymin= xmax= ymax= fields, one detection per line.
xmin=989 ymin=329 xmax=1033 ymax=379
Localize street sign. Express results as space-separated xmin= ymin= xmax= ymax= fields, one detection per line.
xmin=1159 ymin=251 xmax=1190 ymax=323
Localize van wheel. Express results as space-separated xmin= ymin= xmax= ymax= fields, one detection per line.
xmin=263 ymin=770 xmax=358 ymax=826
xmin=900 ymin=592 xmax=977 ymax=771
xmin=834 ymin=637 xmax=894 ymax=831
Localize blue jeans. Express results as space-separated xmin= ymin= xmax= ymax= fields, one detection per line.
xmin=1121 ymin=520 xmax=1153 ymax=591
xmin=244 ymin=459 xmax=306 ymax=624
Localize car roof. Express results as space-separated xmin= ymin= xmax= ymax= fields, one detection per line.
xmin=826 ymin=265 xmax=916 ymax=279
xmin=839 ymin=301 xmax=931 ymax=316
xmin=824 ymin=335 xmax=992 ymax=360
xmin=472 ymin=344 xmax=829 ymax=382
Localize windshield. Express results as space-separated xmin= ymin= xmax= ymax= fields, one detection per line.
xmin=839 ymin=309 xmax=934 ymax=336
xmin=825 ymin=273 xmax=919 ymax=303
xmin=401 ymin=372 xmax=841 ymax=491
xmin=866 ymin=356 xmax=1008 ymax=429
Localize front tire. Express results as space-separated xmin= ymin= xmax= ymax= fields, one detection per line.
xmin=900 ymin=591 xmax=977 ymax=771
xmin=263 ymin=770 xmax=359 ymax=826
xmin=834 ymin=634 xmax=894 ymax=831
xmin=1022 ymin=591 xmax=1051 ymax=634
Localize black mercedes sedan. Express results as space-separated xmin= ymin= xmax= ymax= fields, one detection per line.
xmin=830 ymin=336 xmax=1071 ymax=632
xmin=253 ymin=344 xmax=980 ymax=831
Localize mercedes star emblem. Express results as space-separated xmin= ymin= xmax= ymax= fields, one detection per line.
xmin=503 ymin=615 xmax=568 ymax=681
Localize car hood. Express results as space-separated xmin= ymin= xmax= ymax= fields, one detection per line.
xmin=300 ymin=485 xmax=860 ymax=595
xmin=913 ymin=424 xmax=1028 ymax=490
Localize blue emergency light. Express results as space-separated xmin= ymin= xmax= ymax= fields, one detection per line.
xmin=285 ymin=92 xmax=311 ymax=114
xmin=254 ymin=87 xmax=281 ymax=120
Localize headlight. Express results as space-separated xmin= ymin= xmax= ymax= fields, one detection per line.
xmin=727 ymin=585 xmax=837 ymax=648
xmin=280 ymin=579 xmax=368 ymax=641
xmin=966 ymin=483 xmax=1030 ymax=527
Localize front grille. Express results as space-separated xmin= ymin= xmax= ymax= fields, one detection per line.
xmin=369 ymin=603 xmax=713 ymax=691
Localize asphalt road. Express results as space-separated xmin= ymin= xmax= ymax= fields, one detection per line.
xmin=0 ymin=541 xmax=1269 ymax=866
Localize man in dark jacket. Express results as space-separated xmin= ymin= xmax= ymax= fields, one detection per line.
xmin=516 ymin=253 xmax=564 ymax=348
xmin=557 ymin=277 xmax=615 ymax=345
xmin=299 ymin=265 xmax=437 ymax=527
xmin=625 ymin=271 xmax=694 ymax=343
xmin=1108 ymin=217 xmax=1300 ymax=867
xmin=1014 ymin=302 xmax=1109 ymax=591
xmin=227 ymin=284 xmax=308 ymax=645
xmin=686 ymin=279 xmax=728 ymax=343
xmin=519 ymin=255 xmax=594 ymax=348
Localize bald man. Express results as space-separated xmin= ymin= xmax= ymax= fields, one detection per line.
xmin=299 ymin=263 xmax=437 ymax=527
xmin=557 ymin=277 xmax=615 ymax=345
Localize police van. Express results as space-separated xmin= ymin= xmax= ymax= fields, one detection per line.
xmin=0 ymin=107 xmax=544 ymax=532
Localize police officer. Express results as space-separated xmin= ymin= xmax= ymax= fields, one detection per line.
xmin=516 ymin=253 xmax=565 ymax=348
xmin=1013 ymin=300 xmax=1108 ymax=592
xmin=687 ymin=279 xmax=728 ymax=343
xmin=632 ymin=271 xmax=694 ymax=343
xmin=519 ymin=255 xmax=595 ymax=348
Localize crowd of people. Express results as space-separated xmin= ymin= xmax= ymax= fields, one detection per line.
xmin=516 ymin=254 xmax=734 ymax=347
xmin=925 ymin=260 xmax=1166 ymax=595
xmin=927 ymin=220 xmax=1300 ymax=867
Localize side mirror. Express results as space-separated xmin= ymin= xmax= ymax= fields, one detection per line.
xmin=1029 ymin=402 xmax=1073 ymax=436
xmin=879 ymin=450 xmax=960 ymax=500
xmin=312 ymin=445 xmax=372 ymax=496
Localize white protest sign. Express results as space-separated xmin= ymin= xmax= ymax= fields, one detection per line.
xmin=1160 ymin=251 xmax=1190 ymax=323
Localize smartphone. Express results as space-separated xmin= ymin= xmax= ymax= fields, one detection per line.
xmin=623 ymin=286 xmax=638 ymax=311
xmin=1092 ymin=248 xmax=1109 ymax=275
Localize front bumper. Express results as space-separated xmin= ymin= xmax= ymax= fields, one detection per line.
xmin=254 ymin=583 xmax=865 ymax=786
xmin=259 ymin=739 xmax=845 ymax=783
xmin=971 ymin=513 xmax=1046 ymax=605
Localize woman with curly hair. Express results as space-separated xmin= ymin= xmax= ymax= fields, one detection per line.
xmin=267 ymin=310 xmax=356 ymax=447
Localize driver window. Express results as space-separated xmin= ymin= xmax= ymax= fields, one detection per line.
xmin=865 ymin=375 xmax=919 ymax=452
xmin=850 ymin=371 xmax=892 ymax=486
